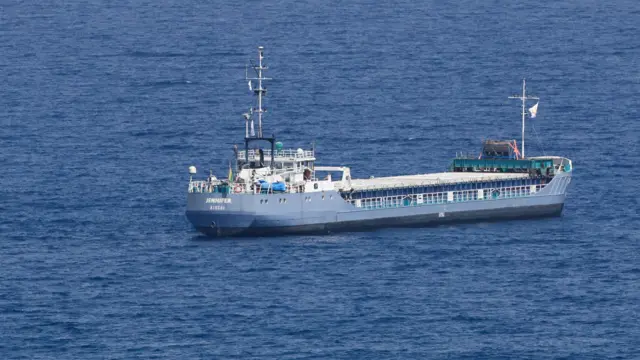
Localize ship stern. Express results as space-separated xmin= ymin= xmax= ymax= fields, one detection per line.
xmin=185 ymin=192 xmax=255 ymax=237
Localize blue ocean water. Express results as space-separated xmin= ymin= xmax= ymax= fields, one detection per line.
xmin=1 ymin=0 xmax=639 ymax=358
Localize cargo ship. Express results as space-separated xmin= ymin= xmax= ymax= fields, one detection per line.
xmin=185 ymin=46 xmax=573 ymax=237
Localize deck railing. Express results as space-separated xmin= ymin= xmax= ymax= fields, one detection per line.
xmin=188 ymin=181 xmax=231 ymax=194
xmin=188 ymin=180 xmax=293 ymax=194
xmin=237 ymin=149 xmax=314 ymax=161
xmin=349 ymin=184 xmax=547 ymax=210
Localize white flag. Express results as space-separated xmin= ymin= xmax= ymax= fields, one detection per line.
xmin=248 ymin=80 xmax=252 ymax=91
xmin=250 ymin=120 xmax=255 ymax=137
xmin=528 ymin=102 xmax=539 ymax=118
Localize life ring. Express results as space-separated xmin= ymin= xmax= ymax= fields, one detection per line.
xmin=234 ymin=184 xmax=243 ymax=193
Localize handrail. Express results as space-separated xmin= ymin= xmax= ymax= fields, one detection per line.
xmin=238 ymin=149 xmax=315 ymax=160
xmin=351 ymin=183 xmax=547 ymax=210
xmin=188 ymin=180 xmax=233 ymax=194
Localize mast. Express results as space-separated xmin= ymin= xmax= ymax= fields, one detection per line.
xmin=242 ymin=46 xmax=277 ymax=173
xmin=246 ymin=46 xmax=271 ymax=138
xmin=509 ymin=79 xmax=538 ymax=158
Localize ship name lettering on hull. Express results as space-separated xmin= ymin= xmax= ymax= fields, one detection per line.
xmin=206 ymin=198 xmax=232 ymax=204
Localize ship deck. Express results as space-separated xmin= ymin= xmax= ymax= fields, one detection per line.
xmin=346 ymin=172 xmax=530 ymax=190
